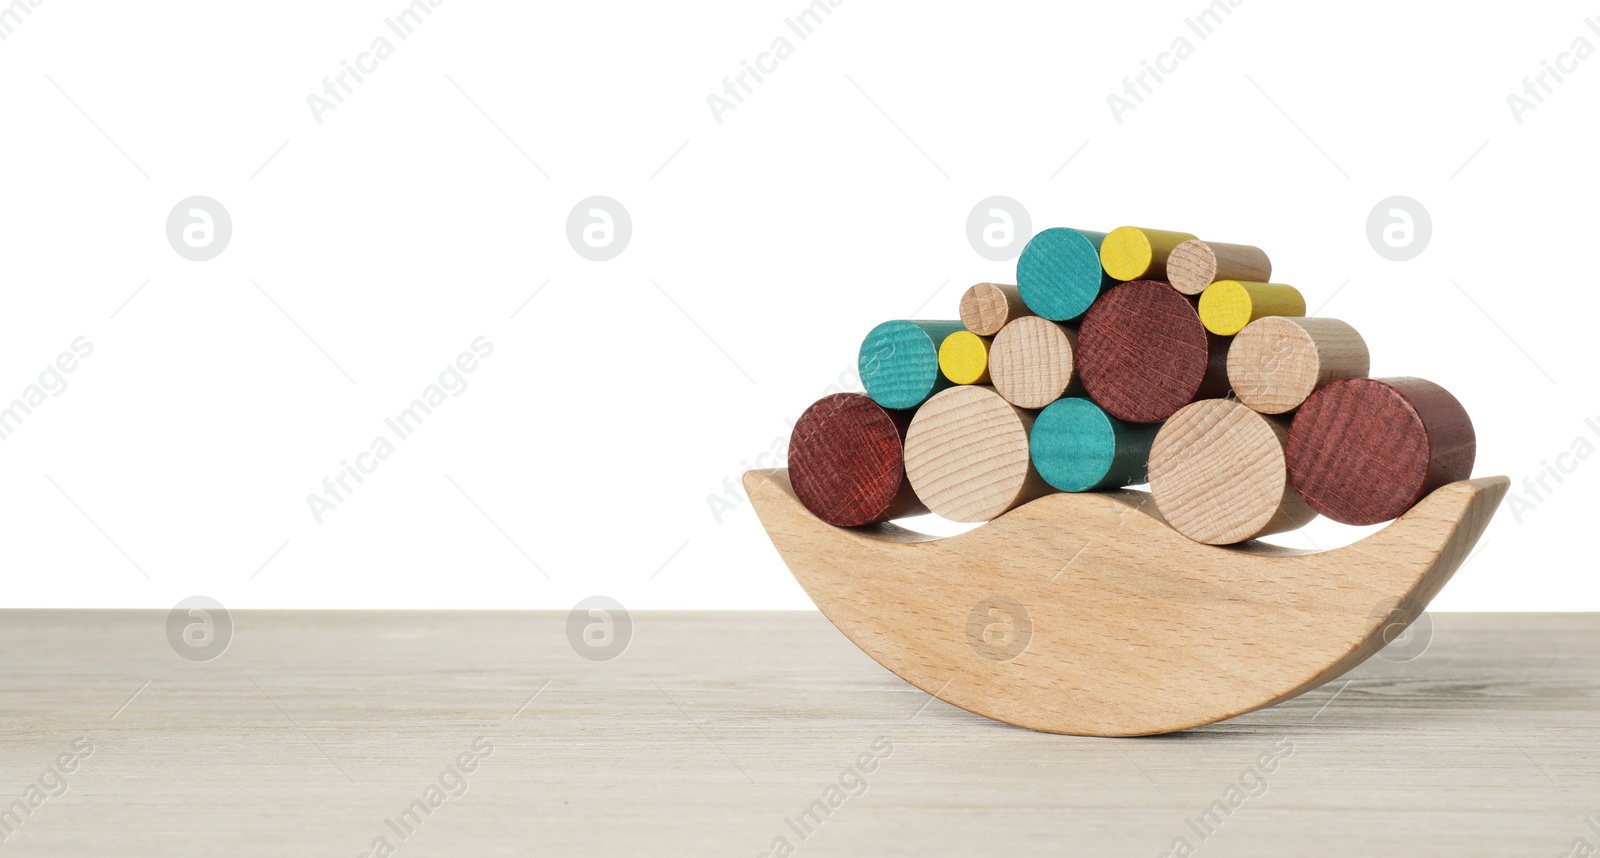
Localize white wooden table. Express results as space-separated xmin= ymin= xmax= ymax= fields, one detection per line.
xmin=0 ymin=611 xmax=1593 ymax=856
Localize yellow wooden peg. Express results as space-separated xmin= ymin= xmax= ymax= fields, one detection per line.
xmin=939 ymin=330 xmax=991 ymax=385
xmin=1198 ymin=280 xmax=1306 ymax=336
xmin=1099 ymin=226 xmax=1198 ymax=281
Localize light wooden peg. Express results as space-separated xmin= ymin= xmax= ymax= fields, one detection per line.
xmin=1149 ymin=399 xmax=1317 ymax=544
xmin=1228 ymin=317 xmax=1370 ymax=414
xmin=903 ymin=385 xmax=1053 ymax=523
xmin=1168 ymin=240 xmax=1273 ymax=296
xmin=959 ymin=283 xmax=1033 ymax=336
xmin=989 ymin=316 xmax=1080 ymax=409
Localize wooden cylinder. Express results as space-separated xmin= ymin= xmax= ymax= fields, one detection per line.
xmin=1099 ymin=226 xmax=1198 ymax=282
xmin=958 ymin=282 xmax=1033 ymax=336
xmin=788 ymin=393 xmax=927 ymax=527
xmin=1077 ymin=280 xmax=1230 ymax=424
xmin=1167 ymin=240 xmax=1272 ymax=296
xmin=1016 ymin=227 xmax=1114 ymax=322
xmin=1228 ymin=317 xmax=1370 ymax=414
xmin=988 ymin=316 xmax=1080 ymax=409
xmin=1287 ymin=377 xmax=1476 ymax=526
xmin=858 ymin=320 xmax=965 ymax=410
xmin=938 ymin=330 xmax=991 ymax=385
xmin=1148 ymin=399 xmax=1317 ymax=545
xmin=904 ymin=385 xmax=1053 ymax=523
xmin=1198 ymin=281 xmax=1307 ymax=336
xmin=1030 ymin=397 xmax=1161 ymax=492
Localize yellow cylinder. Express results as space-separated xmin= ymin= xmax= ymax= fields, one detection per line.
xmin=939 ymin=330 xmax=992 ymax=385
xmin=1198 ymin=281 xmax=1306 ymax=336
xmin=1099 ymin=226 xmax=1199 ymax=281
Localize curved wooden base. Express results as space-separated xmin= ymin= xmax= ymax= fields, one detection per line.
xmin=745 ymin=468 xmax=1507 ymax=736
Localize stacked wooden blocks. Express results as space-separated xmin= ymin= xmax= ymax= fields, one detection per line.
xmin=787 ymin=225 xmax=1478 ymax=545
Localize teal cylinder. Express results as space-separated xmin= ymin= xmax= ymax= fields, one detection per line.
xmin=1030 ymin=397 xmax=1161 ymax=492
xmin=1017 ymin=227 xmax=1115 ymax=322
xmin=859 ymin=320 xmax=966 ymax=410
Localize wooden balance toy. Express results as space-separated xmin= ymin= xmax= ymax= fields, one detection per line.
xmin=750 ymin=223 xmax=1507 ymax=737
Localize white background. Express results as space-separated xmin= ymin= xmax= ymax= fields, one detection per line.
xmin=1 ymin=0 xmax=1595 ymax=610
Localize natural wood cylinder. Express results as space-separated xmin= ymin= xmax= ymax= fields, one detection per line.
xmin=1030 ymin=397 xmax=1160 ymax=492
xmin=1099 ymin=226 xmax=1198 ymax=281
xmin=1016 ymin=228 xmax=1113 ymax=322
xmin=1198 ymin=281 xmax=1306 ymax=336
xmin=858 ymin=320 xmax=965 ymax=410
xmin=989 ymin=316 xmax=1080 ymax=409
xmin=1148 ymin=399 xmax=1317 ymax=545
xmin=788 ymin=393 xmax=927 ymax=527
xmin=958 ymin=282 xmax=1032 ymax=336
xmin=1167 ymin=240 xmax=1272 ymax=296
xmin=1228 ymin=317 xmax=1370 ymax=414
xmin=938 ymin=330 xmax=991 ymax=385
xmin=1077 ymin=280 xmax=1230 ymax=424
xmin=904 ymin=385 xmax=1053 ymax=523
xmin=1287 ymin=377 xmax=1477 ymax=526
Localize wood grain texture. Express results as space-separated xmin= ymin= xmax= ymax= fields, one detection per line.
xmin=788 ymin=393 xmax=925 ymax=527
xmin=858 ymin=320 xmax=965 ymax=410
xmin=1099 ymin=226 xmax=1198 ymax=281
xmin=1015 ymin=227 xmax=1113 ymax=321
xmin=1029 ymin=397 xmax=1160 ymax=492
xmin=1228 ymin=316 xmax=1370 ymax=414
xmin=745 ymin=467 xmax=1507 ymax=736
xmin=1148 ymin=399 xmax=1317 ymax=544
xmin=988 ymin=316 xmax=1080 ymax=409
xmin=1288 ymin=377 xmax=1478 ymax=526
xmin=1198 ymin=280 xmax=1307 ymax=336
xmin=1077 ymin=280 xmax=1231 ymax=423
xmin=2 ymin=609 xmax=1596 ymax=856
xmin=937 ymin=330 xmax=991 ymax=385
xmin=958 ymin=282 xmax=1032 ymax=336
xmin=1167 ymin=239 xmax=1273 ymax=295
xmin=902 ymin=385 xmax=1053 ymax=523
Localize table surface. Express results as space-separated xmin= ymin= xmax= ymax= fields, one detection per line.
xmin=0 ymin=610 xmax=1595 ymax=856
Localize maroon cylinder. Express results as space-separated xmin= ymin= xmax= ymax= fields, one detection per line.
xmin=788 ymin=393 xmax=926 ymax=526
xmin=1287 ymin=377 xmax=1476 ymax=525
xmin=1076 ymin=280 xmax=1231 ymax=424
